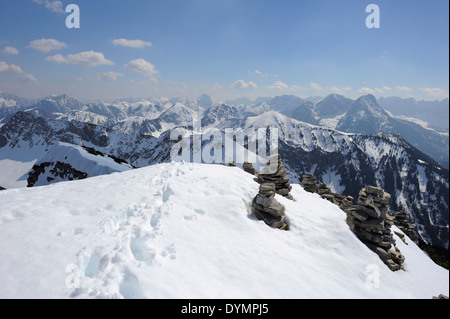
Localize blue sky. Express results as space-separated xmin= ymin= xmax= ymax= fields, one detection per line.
xmin=0 ymin=0 xmax=448 ymax=101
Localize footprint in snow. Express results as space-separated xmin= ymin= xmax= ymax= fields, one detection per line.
xmin=161 ymin=244 xmax=176 ymax=260
xmin=184 ymin=208 xmax=206 ymax=221
xmin=119 ymin=268 xmax=143 ymax=299
xmin=130 ymin=237 xmax=156 ymax=262
xmin=161 ymin=185 xmax=173 ymax=203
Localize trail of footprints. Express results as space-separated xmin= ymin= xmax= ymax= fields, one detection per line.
xmin=69 ymin=170 xmax=195 ymax=299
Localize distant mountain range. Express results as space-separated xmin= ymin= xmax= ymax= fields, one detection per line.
xmin=378 ymin=97 xmax=449 ymax=129
xmin=336 ymin=95 xmax=449 ymax=169
xmin=0 ymin=105 xmax=448 ymax=250
xmin=0 ymin=92 xmax=448 ymax=249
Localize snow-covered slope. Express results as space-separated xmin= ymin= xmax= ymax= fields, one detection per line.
xmin=314 ymin=94 xmax=353 ymax=119
xmin=26 ymin=142 xmax=133 ymax=187
xmin=1 ymin=111 xmax=448 ymax=248
xmin=58 ymin=110 xmax=109 ymax=126
xmin=0 ymin=162 xmax=447 ymax=299
xmin=337 ymin=95 xmax=449 ymax=168
xmin=337 ymin=95 xmax=391 ymax=134
xmin=242 ymin=111 xmax=449 ymax=249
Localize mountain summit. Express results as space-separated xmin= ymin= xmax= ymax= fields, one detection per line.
xmin=336 ymin=94 xmax=391 ymax=133
xmin=0 ymin=162 xmax=448 ymax=298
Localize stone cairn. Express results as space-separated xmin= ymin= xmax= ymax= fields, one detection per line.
xmin=251 ymin=154 xmax=292 ymax=230
xmin=432 ymin=294 xmax=449 ymax=299
xmin=301 ymin=174 xmax=353 ymax=211
xmin=242 ymin=162 xmax=256 ymax=175
xmin=301 ymin=175 xmax=406 ymax=271
xmin=345 ymin=186 xmax=405 ymax=271
xmin=252 ymin=183 xmax=288 ymax=230
xmin=393 ymin=211 xmax=420 ymax=245
xmin=301 ymin=174 xmax=318 ymax=193
xmin=254 ymin=154 xmax=293 ymax=200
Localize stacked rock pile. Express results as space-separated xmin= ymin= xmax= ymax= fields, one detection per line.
xmin=301 ymin=174 xmax=318 ymax=193
xmin=394 ymin=211 xmax=420 ymax=245
xmin=301 ymin=175 xmax=354 ymax=210
xmin=242 ymin=162 xmax=256 ymax=175
xmin=317 ymin=183 xmax=345 ymax=206
xmin=337 ymin=194 xmax=354 ymax=211
xmin=345 ymin=186 xmax=405 ymax=271
xmin=254 ymin=154 xmax=293 ymax=200
xmin=252 ymin=183 xmax=288 ymax=230
xmin=432 ymin=294 xmax=449 ymax=299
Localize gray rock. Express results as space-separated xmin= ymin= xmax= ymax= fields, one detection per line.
xmin=255 ymin=154 xmax=293 ymax=200
xmin=255 ymin=194 xmax=274 ymax=207
xmin=365 ymin=186 xmax=384 ymax=197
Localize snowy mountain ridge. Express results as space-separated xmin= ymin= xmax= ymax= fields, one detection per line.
xmin=0 ymin=162 xmax=448 ymax=299
xmin=26 ymin=142 xmax=133 ymax=187
xmin=1 ymin=110 xmax=448 ymax=249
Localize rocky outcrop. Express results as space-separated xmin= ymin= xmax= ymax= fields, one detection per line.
xmin=345 ymin=186 xmax=405 ymax=271
xmin=301 ymin=174 xmax=354 ymax=210
xmin=254 ymin=154 xmax=293 ymax=200
xmin=242 ymin=162 xmax=256 ymax=175
xmin=27 ymin=162 xmax=53 ymax=187
xmin=301 ymin=174 xmax=318 ymax=193
xmin=27 ymin=161 xmax=88 ymax=187
xmin=432 ymin=294 xmax=449 ymax=299
xmin=394 ymin=211 xmax=420 ymax=245
xmin=252 ymin=183 xmax=288 ymax=230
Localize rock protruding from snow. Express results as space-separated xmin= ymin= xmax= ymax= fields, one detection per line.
xmin=301 ymin=174 xmax=318 ymax=193
xmin=242 ymin=162 xmax=256 ymax=175
xmin=394 ymin=211 xmax=420 ymax=245
xmin=432 ymin=294 xmax=449 ymax=299
xmin=345 ymin=186 xmax=405 ymax=271
xmin=254 ymin=154 xmax=293 ymax=200
xmin=301 ymin=175 xmax=354 ymax=211
xmin=27 ymin=161 xmax=88 ymax=187
xmin=252 ymin=183 xmax=288 ymax=230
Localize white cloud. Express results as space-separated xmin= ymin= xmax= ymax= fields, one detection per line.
xmin=358 ymin=87 xmax=376 ymax=95
xmin=420 ymin=88 xmax=449 ymax=100
xmin=211 ymin=83 xmax=223 ymax=92
xmin=100 ymin=71 xmax=124 ymax=81
xmin=359 ymin=86 xmax=417 ymax=96
xmin=266 ymin=81 xmax=289 ymax=90
xmin=0 ymin=61 xmax=10 ymax=72
xmin=374 ymin=86 xmax=392 ymax=93
xmin=230 ymin=80 xmax=257 ymax=90
xmin=2 ymin=46 xmax=19 ymax=55
xmin=366 ymin=86 xmax=393 ymax=94
xmin=0 ymin=60 xmax=36 ymax=82
xmin=330 ymin=86 xmax=352 ymax=95
xmin=254 ymin=70 xmax=268 ymax=77
xmin=32 ymin=0 xmax=64 ymax=14
xmin=310 ymin=82 xmax=323 ymax=91
xmin=396 ymin=86 xmax=413 ymax=92
xmin=46 ymin=51 xmax=114 ymax=67
xmin=29 ymin=38 xmax=67 ymax=53
xmin=124 ymin=58 xmax=159 ymax=82
xmin=22 ymin=73 xmax=37 ymax=82
xmin=112 ymin=39 xmax=152 ymax=48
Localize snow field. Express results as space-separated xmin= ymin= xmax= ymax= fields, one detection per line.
xmin=0 ymin=162 xmax=448 ymax=299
